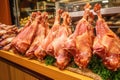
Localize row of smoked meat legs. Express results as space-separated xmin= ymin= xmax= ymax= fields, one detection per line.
xmin=1 ymin=3 xmax=120 ymax=71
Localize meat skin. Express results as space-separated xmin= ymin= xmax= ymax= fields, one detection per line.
xmin=93 ymin=3 xmax=120 ymax=71
xmin=34 ymin=9 xmax=63 ymax=60
xmin=26 ymin=12 xmax=49 ymax=58
xmin=11 ymin=12 xmax=40 ymax=54
xmin=64 ymin=3 xmax=94 ymax=68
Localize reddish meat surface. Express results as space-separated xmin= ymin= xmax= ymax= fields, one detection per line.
xmin=11 ymin=12 xmax=40 ymax=54
xmin=34 ymin=9 xmax=63 ymax=60
xmin=93 ymin=3 xmax=120 ymax=71
xmin=64 ymin=3 xmax=94 ymax=68
xmin=26 ymin=12 xmax=49 ymax=58
xmin=46 ymin=12 xmax=72 ymax=69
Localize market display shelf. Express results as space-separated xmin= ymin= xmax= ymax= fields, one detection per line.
xmin=0 ymin=50 xmax=93 ymax=80
xmin=110 ymin=26 xmax=120 ymax=28
xmin=69 ymin=7 xmax=120 ymax=17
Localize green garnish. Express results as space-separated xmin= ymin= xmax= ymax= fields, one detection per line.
xmin=88 ymin=55 xmax=120 ymax=80
xmin=45 ymin=55 xmax=56 ymax=65
xmin=70 ymin=57 xmax=79 ymax=68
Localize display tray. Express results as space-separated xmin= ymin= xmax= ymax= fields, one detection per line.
xmin=0 ymin=50 xmax=93 ymax=80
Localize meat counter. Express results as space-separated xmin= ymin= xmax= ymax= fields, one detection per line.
xmin=0 ymin=50 xmax=96 ymax=80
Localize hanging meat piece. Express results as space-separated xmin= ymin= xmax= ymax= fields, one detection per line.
xmin=11 ymin=12 xmax=40 ymax=54
xmin=74 ymin=4 xmax=94 ymax=68
xmin=46 ymin=12 xmax=72 ymax=69
xmin=26 ymin=12 xmax=49 ymax=58
xmin=34 ymin=9 xmax=63 ymax=60
xmin=43 ymin=9 xmax=63 ymax=53
xmin=64 ymin=3 xmax=94 ymax=68
xmin=93 ymin=3 xmax=120 ymax=71
xmin=33 ymin=13 xmax=49 ymax=59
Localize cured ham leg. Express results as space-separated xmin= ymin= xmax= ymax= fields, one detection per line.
xmin=46 ymin=12 xmax=72 ymax=69
xmin=93 ymin=4 xmax=120 ymax=71
xmin=74 ymin=4 xmax=94 ymax=68
xmin=64 ymin=3 xmax=94 ymax=68
xmin=26 ymin=12 xmax=49 ymax=58
xmin=11 ymin=12 xmax=40 ymax=54
xmin=34 ymin=9 xmax=63 ymax=60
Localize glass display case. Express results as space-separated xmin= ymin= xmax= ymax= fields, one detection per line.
xmin=56 ymin=0 xmax=120 ymax=37
xmin=12 ymin=0 xmax=55 ymax=27
xmin=11 ymin=0 xmax=120 ymax=36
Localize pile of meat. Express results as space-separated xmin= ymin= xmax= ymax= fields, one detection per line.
xmin=0 ymin=23 xmax=21 ymax=50
xmin=4 ymin=3 xmax=120 ymax=71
